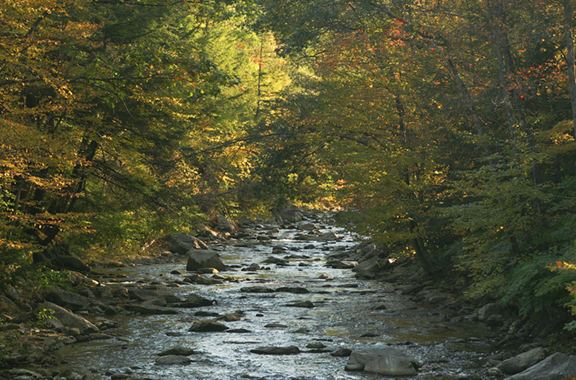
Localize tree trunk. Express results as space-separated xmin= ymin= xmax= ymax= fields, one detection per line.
xmin=563 ymin=0 xmax=576 ymax=145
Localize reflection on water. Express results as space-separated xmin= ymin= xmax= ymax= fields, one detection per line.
xmin=56 ymin=225 xmax=497 ymax=379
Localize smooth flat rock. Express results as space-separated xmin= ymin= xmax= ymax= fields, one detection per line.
xmin=37 ymin=302 xmax=98 ymax=335
xmin=250 ymin=346 xmax=301 ymax=355
xmin=285 ymin=300 xmax=314 ymax=308
xmin=123 ymin=304 xmax=179 ymax=315
xmin=504 ymin=352 xmax=576 ymax=380
xmin=240 ymin=286 xmax=275 ymax=293
xmin=45 ymin=289 xmax=92 ymax=311
xmin=275 ymin=287 xmax=309 ymax=294
xmin=155 ymin=355 xmax=192 ymax=365
xmin=498 ymin=347 xmax=546 ymax=374
xmin=345 ymin=347 xmax=418 ymax=376
xmin=158 ymin=346 xmax=196 ymax=356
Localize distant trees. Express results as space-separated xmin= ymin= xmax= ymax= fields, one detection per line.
xmin=255 ymin=0 xmax=576 ymax=320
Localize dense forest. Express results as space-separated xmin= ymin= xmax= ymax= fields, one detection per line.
xmin=2 ymin=0 xmax=576 ymax=333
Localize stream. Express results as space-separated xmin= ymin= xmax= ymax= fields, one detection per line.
xmin=56 ymin=220 xmax=499 ymax=379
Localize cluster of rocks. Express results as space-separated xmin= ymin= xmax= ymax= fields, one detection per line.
xmin=2 ymin=205 xmax=575 ymax=380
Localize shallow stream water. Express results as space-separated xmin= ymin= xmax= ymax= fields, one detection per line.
xmin=56 ymin=223 xmax=499 ymax=379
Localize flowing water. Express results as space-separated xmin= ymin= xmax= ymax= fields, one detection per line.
xmin=56 ymin=222 xmax=499 ymax=379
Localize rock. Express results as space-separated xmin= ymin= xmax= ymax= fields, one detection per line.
xmin=352 ymin=256 xmax=390 ymax=279
xmin=240 ymin=286 xmax=275 ymax=293
xmin=345 ymin=347 xmax=418 ymax=376
xmin=184 ymin=274 xmax=222 ymax=285
xmin=6 ymin=286 xmax=23 ymax=302
xmin=167 ymin=233 xmax=208 ymax=254
xmin=51 ymin=255 xmax=91 ymax=273
xmin=60 ymin=365 xmax=93 ymax=380
xmin=279 ymin=207 xmax=303 ymax=223
xmin=250 ymin=346 xmax=301 ymax=355
xmin=275 ymin=287 xmax=309 ymax=294
xmin=242 ymin=263 xmax=261 ymax=271
xmin=89 ymin=332 xmax=114 ymax=340
xmin=503 ymin=352 xmax=576 ymax=380
xmin=198 ymin=224 xmax=219 ymax=238
xmin=141 ymin=298 xmax=167 ymax=307
xmin=313 ymin=232 xmax=339 ymax=242
xmin=128 ymin=288 xmax=160 ymax=302
xmin=197 ymin=267 xmax=219 ymax=274
xmin=285 ymin=300 xmax=314 ymax=308
xmin=332 ymin=348 xmax=353 ymax=357
xmin=306 ymin=342 xmax=326 ymax=349
xmin=298 ymin=223 xmax=319 ymax=231
xmin=260 ymin=257 xmax=289 ymax=266
xmin=186 ymin=250 xmax=226 ymax=272
xmin=265 ymin=323 xmax=288 ymax=328
xmin=7 ymin=369 xmax=43 ymax=379
xmin=498 ymin=347 xmax=546 ymax=374
xmin=178 ymin=293 xmax=215 ymax=308
xmin=272 ymin=245 xmax=288 ymax=254
xmin=188 ymin=321 xmax=229 ymax=332
xmin=487 ymin=367 xmax=503 ymax=376
xmin=155 ymin=355 xmax=192 ymax=365
xmin=217 ymin=215 xmax=237 ymax=233
xmin=158 ymin=346 xmax=196 ymax=356
xmin=123 ymin=304 xmax=179 ymax=315
xmin=37 ymin=302 xmax=98 ymax=335
xmin=477 ymin=303 xmax=504 ymax=322
xmin=226 ymin=328 xmax=252 ymax=333
xmin=325 ymin=259 xmax=355 ymax=269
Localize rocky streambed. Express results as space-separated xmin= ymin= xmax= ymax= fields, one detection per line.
xmin=3 ymin=213 xmax=575 ymax=380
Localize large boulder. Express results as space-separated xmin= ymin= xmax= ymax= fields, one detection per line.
xmin=52 ymin=255 xmax=91 ymax=273
xmin=37 ymin=302 xmax=98 ymax=335
xmin=217 ymin=215 xmax=238 ymax=233
xmin=167 ymin=234 xmax=208 ymax=254
xmin=353 ymin=256 xmax=391 ymax=279
xmin=186 ymin=250 xmax=226 ymax=272
xmin=504 ymin=352 xmax=576 ymax=380
xmin=279 ymin=206 xmax=303 ymax=223
xmin=45 ymin=289 xmax=93 ymax=311
xmin=477 ymin=303 xmax=504 ymax=322
xmin=345 ymin=347 xmax=418 ymax=376
xmin=128 ymin=288 xmax=161 ymax=302
xmin=498 ymin=347 xmax=547 ymax=374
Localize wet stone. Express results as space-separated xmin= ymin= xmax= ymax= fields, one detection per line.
xmin=331 ymin=348 xmax=353 ymax=357
xmin=188 ymin=320 xmax=229 ymax=332
xmin=226 ymin=328 xmax=252 ymax=333
xmin=158 ymin=346 xmax=196 ymax=356
xmin=265 ymin=323 xmax=288 ymax=329
xmin=155 ymin=355 xmax=192 ymax=365
xmin=240 ymin=286 xmax=275 ymax=293
xmin=285 ymin=300 xmax=314 ymax=308
xmin=250 ymin=346 xmax=301 ymax=355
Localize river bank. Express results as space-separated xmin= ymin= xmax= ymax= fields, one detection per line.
xmin=0 ymin=210 xmax=574 ymax=379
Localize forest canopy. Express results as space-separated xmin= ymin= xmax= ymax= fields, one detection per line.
xmin=2 ymin=0 xmax=576 ymax=327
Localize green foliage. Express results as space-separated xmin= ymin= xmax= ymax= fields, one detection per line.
xmin=26 ymin=268 xmax=73 ymax=293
